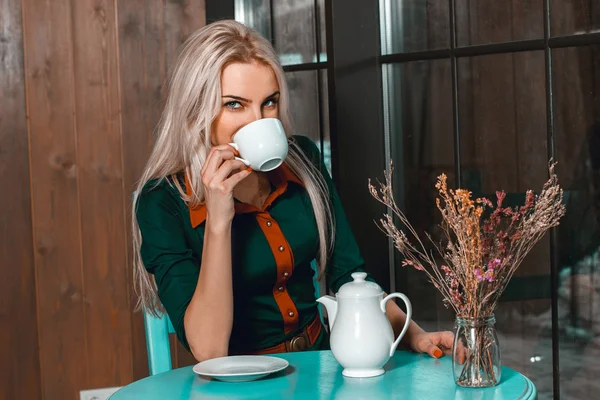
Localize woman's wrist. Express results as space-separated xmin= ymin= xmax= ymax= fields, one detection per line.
xmin=205 ymin=217 xmax=233 ymax=235
xmin=402 ymin=321 xmax=426 ymax=350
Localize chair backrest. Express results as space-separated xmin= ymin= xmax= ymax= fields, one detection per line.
xmin=143 ymin=260 xmax=323 ymax=375
xmin=143 ymin=311 xmax=175 ymax=375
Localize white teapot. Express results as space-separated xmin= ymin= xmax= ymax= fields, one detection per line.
xmin=317 ymin=272 xmax=412 ymax=378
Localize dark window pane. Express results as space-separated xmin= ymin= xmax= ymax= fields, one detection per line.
xmin=273 ymin=0 xmax=325 ymax=65
xmin=380 ymin=0 xmax=449 ymax=54
xmin=455 ymin=0 xmax=543 ymax=46
xmin=458 ymin=51 xmax=552 ymax=398
xmin=553 ymin=45 xmax=600 ymax=400
xmin=286 ymin=69 xmax=331 ymax=172
xmin=236 ymin=0 xmax=326 ymax=65
xmin=235 ymin=0 xmax=272 ymax=41
xmin=552 ymin=0 xmax=600 ymax=36
xmin=384 ymin=59 xmax=455 ymax=328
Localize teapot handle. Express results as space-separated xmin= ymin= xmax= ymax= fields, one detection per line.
xmin=381 ymin=293 xmax=412 ymax=357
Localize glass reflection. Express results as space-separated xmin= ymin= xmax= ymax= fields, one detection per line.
xmin=554 ymin=45 xmax=600 ymax=400
xmin=380 ymin=0 xmax=449 ymax=54
xmin=235 ymin=0 xmax=327 ymax=65
xmin=384 ymin=59 xmax=455 ymax=331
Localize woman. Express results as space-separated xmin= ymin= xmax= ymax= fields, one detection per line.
xmin=133 ymin=20 xmax=453 ymax=362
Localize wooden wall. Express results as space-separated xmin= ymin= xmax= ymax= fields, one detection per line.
xmin=1 ymin=1 xmax=205 ymax=399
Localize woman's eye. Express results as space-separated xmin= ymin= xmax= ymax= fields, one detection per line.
xmin=225 ymin=101 xmax=242 ymax=109
xmin=263 ymin=99 xmax=278 ymax=108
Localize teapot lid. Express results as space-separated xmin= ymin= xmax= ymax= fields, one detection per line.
xmin=338 ymin=272 xmax=383 ymax=297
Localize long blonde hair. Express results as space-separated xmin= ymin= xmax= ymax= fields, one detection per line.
xmin=133 ymin=20 xmax=334 ymax=314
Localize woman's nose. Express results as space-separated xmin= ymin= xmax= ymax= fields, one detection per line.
xmin=250 ymin=106 xmax=265 ymax=122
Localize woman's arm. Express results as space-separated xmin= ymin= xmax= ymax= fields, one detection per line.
xmin=183 ymin=222 xmax=234 ymax=361
xmin=386 ymin=299 xmax=453 ymax=358
xmin=183 ymin=145 xmax=250 ymax=361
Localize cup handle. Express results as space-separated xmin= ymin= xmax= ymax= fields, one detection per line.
xmin=380 ymin=293 xmax=412 ymax=357
xmin=228 ymin=143 xmax=251 ymax=167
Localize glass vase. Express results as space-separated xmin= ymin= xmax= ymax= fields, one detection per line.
xmin=453 ymin=315 xmax=501 ymax=387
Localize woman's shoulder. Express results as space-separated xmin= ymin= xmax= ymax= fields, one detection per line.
xmin=136 ymin=176 xmax=186 ymax=218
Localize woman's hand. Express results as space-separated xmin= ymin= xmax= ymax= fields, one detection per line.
xmin=201 ymin=144 xmax=251 ymax=232
xmin=408 ymin=330 xmax=455 ymax=359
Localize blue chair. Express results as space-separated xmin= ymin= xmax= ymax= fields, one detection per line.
xmin=144 ymin=260 xmax=324 ymax=375
xmin=143 ymin=311 xmax=176 ymax=375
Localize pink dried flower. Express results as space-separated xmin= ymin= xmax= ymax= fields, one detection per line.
xmin=496 ymin=191 xmax=506 ymax=208
xmin=402 ymin=259 xmax=425 ymax=271
xmin=474 ymin=268 xmax=484 ymax=282
xmin=450 ymin=288 xmax=464 ymax=310
xmin=369 ymin=160 xmax=566 ymax=317
xmin=441 ymin=265 xmax=452 ymax=276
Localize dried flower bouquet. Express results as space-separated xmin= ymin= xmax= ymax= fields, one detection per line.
xmin=369 ymin=162 xmax=566 ymax=386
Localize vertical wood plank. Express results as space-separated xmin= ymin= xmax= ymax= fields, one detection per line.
xmin=162 ymin=0 xmax=206 ymax=365
xmin=174 ymin=340 xmax=197 ymax=368
xmin=511 ymin=0 xmax=544 ymax=41
xmin=554 ymin=47 xmax=594 ymax=189
xmin=164 ymin=0 xmax=206 ymax=79
xmin=463 ymin=1 xmax=518 ymax=189
xmin=116 ymin=0 xmax=166 ymax=380
xmin=512 ymin=51 xmax=549 ymax=279
xmin=70 ymin=0 xmax=133 ymax=389
xmin=458 ymin=48 xmax=525 ymax=359
xmin=458 ymin=57 xmax=476 ymax=174
xmin=510 ymin=50 xmax=550 ymax=374
xmin=145 ymin=0 xmax=168 ymax=146
xmin=21 ymin=0 xmax=89 ymax=397
xmin=472 ymin=53 xmax=519 ymax=192
xmin=0 ymin=0 xmax=41 ymax=398
xmin=170 ymin=335 xmax=178 ymax=368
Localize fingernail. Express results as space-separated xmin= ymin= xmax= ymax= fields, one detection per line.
xmin=434 ymin=349 xmax=443 ymax=358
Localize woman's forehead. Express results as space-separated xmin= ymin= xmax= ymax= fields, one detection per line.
xmin=221 ymin=62 xmax=279 ymax=98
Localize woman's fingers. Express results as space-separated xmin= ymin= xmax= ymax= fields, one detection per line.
xmin=210 ymin=159 xmax=250 ymax=185
xmin=454 ymin=339 xmax=468 ymax=364
xmin=201 ymin=145 xmax=237 ymax=181
xmin=222 ymin=167 xmax=252 ymax=191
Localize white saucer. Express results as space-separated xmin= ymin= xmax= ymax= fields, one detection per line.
xmin=193 ymin=355 xmax=289 ymax=382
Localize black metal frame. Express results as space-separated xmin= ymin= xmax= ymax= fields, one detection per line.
xmin=206 ymin=0 xmax=235 ymax=23
xmin=376 ymin=2 xmax=599 ymax=399
xmin=276 ymin=0 xmax=390 ymax=290
xmin=230 ymin=0 xmax=600 ymax=397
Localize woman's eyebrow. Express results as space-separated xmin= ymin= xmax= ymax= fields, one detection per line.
xmin=263 ymin=91 xmax=280 ymax=100
xmin=221 ymin=91 xmax=280 ymax=103
xmin=222 ymin=94 xmax=250 ymax=102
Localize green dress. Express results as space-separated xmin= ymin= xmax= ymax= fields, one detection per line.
xmin=136 ymin=135 xmax=375 ymax=354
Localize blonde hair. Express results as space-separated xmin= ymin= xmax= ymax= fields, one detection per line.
xmin=133 ymin=20 xmax=334 ymax=314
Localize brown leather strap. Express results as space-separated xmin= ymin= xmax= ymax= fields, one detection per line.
xmin=252 ymin=316 xmax=322 ymax=355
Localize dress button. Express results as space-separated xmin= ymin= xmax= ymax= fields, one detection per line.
xmin=278 ymin=246 xmax=285 ymax=252
xmin=288 ymin=311 xmax=295 ymax=317
xmin=266 ymin=221 xmax=272 ymax=227
xmin=283 ymin=272 xmax=289 ymax=278
xmin=278 ymin=286 xmax=285 ymax=292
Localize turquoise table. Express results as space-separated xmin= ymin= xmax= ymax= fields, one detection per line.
xmin=111 ymin=351 xmax=536 ymax=399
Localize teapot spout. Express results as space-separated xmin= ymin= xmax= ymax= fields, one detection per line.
xmin=316 ymin=295 xmax=337 ymax=331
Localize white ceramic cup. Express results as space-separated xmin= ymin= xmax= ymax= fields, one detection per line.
xmin=229 ymin=118 xmax=288 ymax=172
